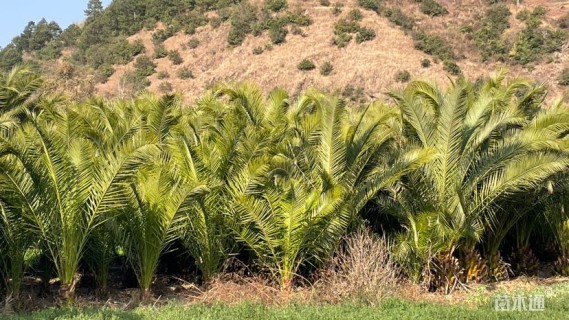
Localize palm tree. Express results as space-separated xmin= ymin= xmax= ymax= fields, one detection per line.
xmin=217 ymin=85 xmax=431 ymax=289
xmin=388 ymin=71 xmax=569 ymax=281
xmin=117 ymin=94 xmax=214 ymax=301
xmin=0 ymin=97 xmax=158 ymax=301
xmin=0 ymin=65 xmax=42 ymax=116
xmin=0 ymin=65 xmax=42 ymax=308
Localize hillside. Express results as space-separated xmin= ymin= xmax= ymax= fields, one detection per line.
xmin=2 ymin=0 xmax=569 ymax=103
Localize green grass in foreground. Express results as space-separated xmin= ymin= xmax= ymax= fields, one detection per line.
xmin=7 ymin=293 xmax=569 ymax=320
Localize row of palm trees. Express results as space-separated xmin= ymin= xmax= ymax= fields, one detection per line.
xmin=1 ymin=66 xmax=569 ymax=304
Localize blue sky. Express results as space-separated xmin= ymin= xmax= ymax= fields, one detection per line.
xmin=0 ymin=0 xmax=112 ymax=47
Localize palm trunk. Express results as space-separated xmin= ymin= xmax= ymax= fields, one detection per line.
xmin=58 ymin=283 xmax=77 ymax=303
xmin=140 ymin=288 xmax=152 ymax=304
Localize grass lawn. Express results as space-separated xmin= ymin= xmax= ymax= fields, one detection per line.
xmin=7 ymin=285 xmax=569 ymax=320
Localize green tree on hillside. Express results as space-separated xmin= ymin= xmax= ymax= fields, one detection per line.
xmin=85 ymin=0 xmax=104 ymax=18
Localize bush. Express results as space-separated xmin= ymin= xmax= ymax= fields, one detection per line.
xmin=342 ymin=84 xmax=365 ymax=103
xmin=227 ymin=3 xmax=258 ymax=46
xmin=265 ymin=0 xmax=287 ymax=12
xmin=358 ymin=0 xmax=381 ymax=14
xmin=412 ymin=32 xmax=455 ymax=61
xmin=253 ymin=46 xmax=264 ymax=55
xmin=177 ymin=66 xmax=194 ymax=79
xmin=320 ymin=61 xmax=334 ymax=76
xmin=121 ymin=71 xmax=151 ymax=94
xmin=349 ymin=9 xmax=364 ymax=21
xmin=395 ymin=70 xmax=411 ymax=82
xmin=181 ymin=12 xmax=209 ymax=35
xmin=443 ymin=60 xmax=461 ymax=75
xmin=98 ymin=64 xmax=115 ymax=78
xmin=472 ymin=4 xmax=511 ymax=61
xmin=335 ymin=19 xmax=361 ymax=34
xmin=320 ymin=0 xmax=331 ymax=6
xmin=134 ymin=55 xmax=156 ymax=77
xmin=188 ymin=38 xmax=200 ymax=49
xmin=210 ymin=16 xmax=222 ymax=29
xmin=333 ymin=32 xmax=352 ymax=47
xmin=286 ymin=10 xmax=313 ymax=26
xmin=158 ymin=81 xmax=173 ymax=93
xmin=384 ymin=8 xmax=415 ymax=30
xmin=559 ymin=68 xmax=569 ymax=86
xmin=269 ymin=23 xmax=288 ymax=44
xmin=421 ymin=58 xmax=431 ymax=68
xmin=297 ymin=58 xmax=316 ymax=71
xmin=419 ymin=0 xmax=448 ymax=17
xmin=157 ymin=71 xmax=169 ymax=79
xmin=333 ymin=17 xmax=362 ymax=47
xmin=153 ymin=45 xmax=168 ymax=59
xmin=356 ymin=27 xmax=376 ymax=43
xmin=318 ymin=229 xmax=399 ymax=304
xmin=168 ymin=50 xmax=183 ymax=65
xmin=512 ymin=13 xmax=567 ymax=65
xmin=152 ymin=28 xmax=175 ymax=45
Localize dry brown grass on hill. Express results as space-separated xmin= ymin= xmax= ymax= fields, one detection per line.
xmin=92 ymin=0 xmax=568 ymax=104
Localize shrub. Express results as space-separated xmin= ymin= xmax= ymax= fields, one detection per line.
xmin=98 ymin=64 xmax=115 ymax=79
xmin=335 ymin=19 xmax=361 ymax=34
xmin=358 ymin=0 xmax=381 ymax=14
xmin=177 ymin=66 xmax=194 ymax=79
xmin=121 ymin=71 xmax=151 ymax=94
xmin=152 ymin=28 xmax=175 ymax=45
xmin=320 ymin=0 xmax=331 ymax=6
xmin=210 ymin=16 xmax=222 ymax=29
xmin=559 ymin=68 xmax=569 ymax=86
xmin=265 ymin=0 xmax=287 ymax=12
xmin=472 ymin=4 xmax=511 ymax=61
xmin=395 ymin=70 xmax=411 ymax=82
xmin=297 ymin=58 xmax=316 ymax=71
xmin=333 ymin=32 xmax=353 ymax=47
xmin=253 ymin=46 xmax=264 ymax=55
xmin=153 ymin=45 xmax=168 ymax=59
xmin=356 ymin=27 xmax=376 ymax=43
xmin=227 ymin=3 xmax=258 ymax=46
xmin=158 ymin=81 xmax=173 ymax=93
xmin=320 ymin=61 xmax=334 ymax=76
xmin=181 ymin=12 xmax=209 ymax=35
xmin=384 ymin=8 xmax=415 ymax=30
xmin=134 ymin=55 xmax=156 ymax=77
xmin=132 ymin=39 xmax=145 ymax=53
xmin=421 ymin=58 xmax=431 ymax=68
xmin=512 ymin=10 xmax=567 ymax=66
xmin=443 ymin=60 xmax=461 ymax=75
xmin=342 ymin=84 xmax=365 ymax=103
xmin=269 ymin=23 xmax=288 ymax=44
xmin=188 ymin=38 xmax=200 ymax=49
xmin=157 ymin=71 xmax=169 ymax=79
xmin=318 ymin=229 xmax=399 ymax=304
xmin=287 ymin=10 xmax=313 ymax=26
xmin=349 ymin=9 xmax=364 ymax=21
xmin=419 ymin=0 xmax=448 ymax=17
xmin=168 ymin=50 xmax=183 ymax=65
xmin=412 ymin=32 xmax=455 ymax=61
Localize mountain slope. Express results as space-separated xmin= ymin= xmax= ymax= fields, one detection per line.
xmin=5 ymin=0 xmax=569 ymax=103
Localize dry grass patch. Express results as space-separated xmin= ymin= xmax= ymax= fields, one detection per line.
xmin=315 ymin=229 xmax=400 ymax=305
